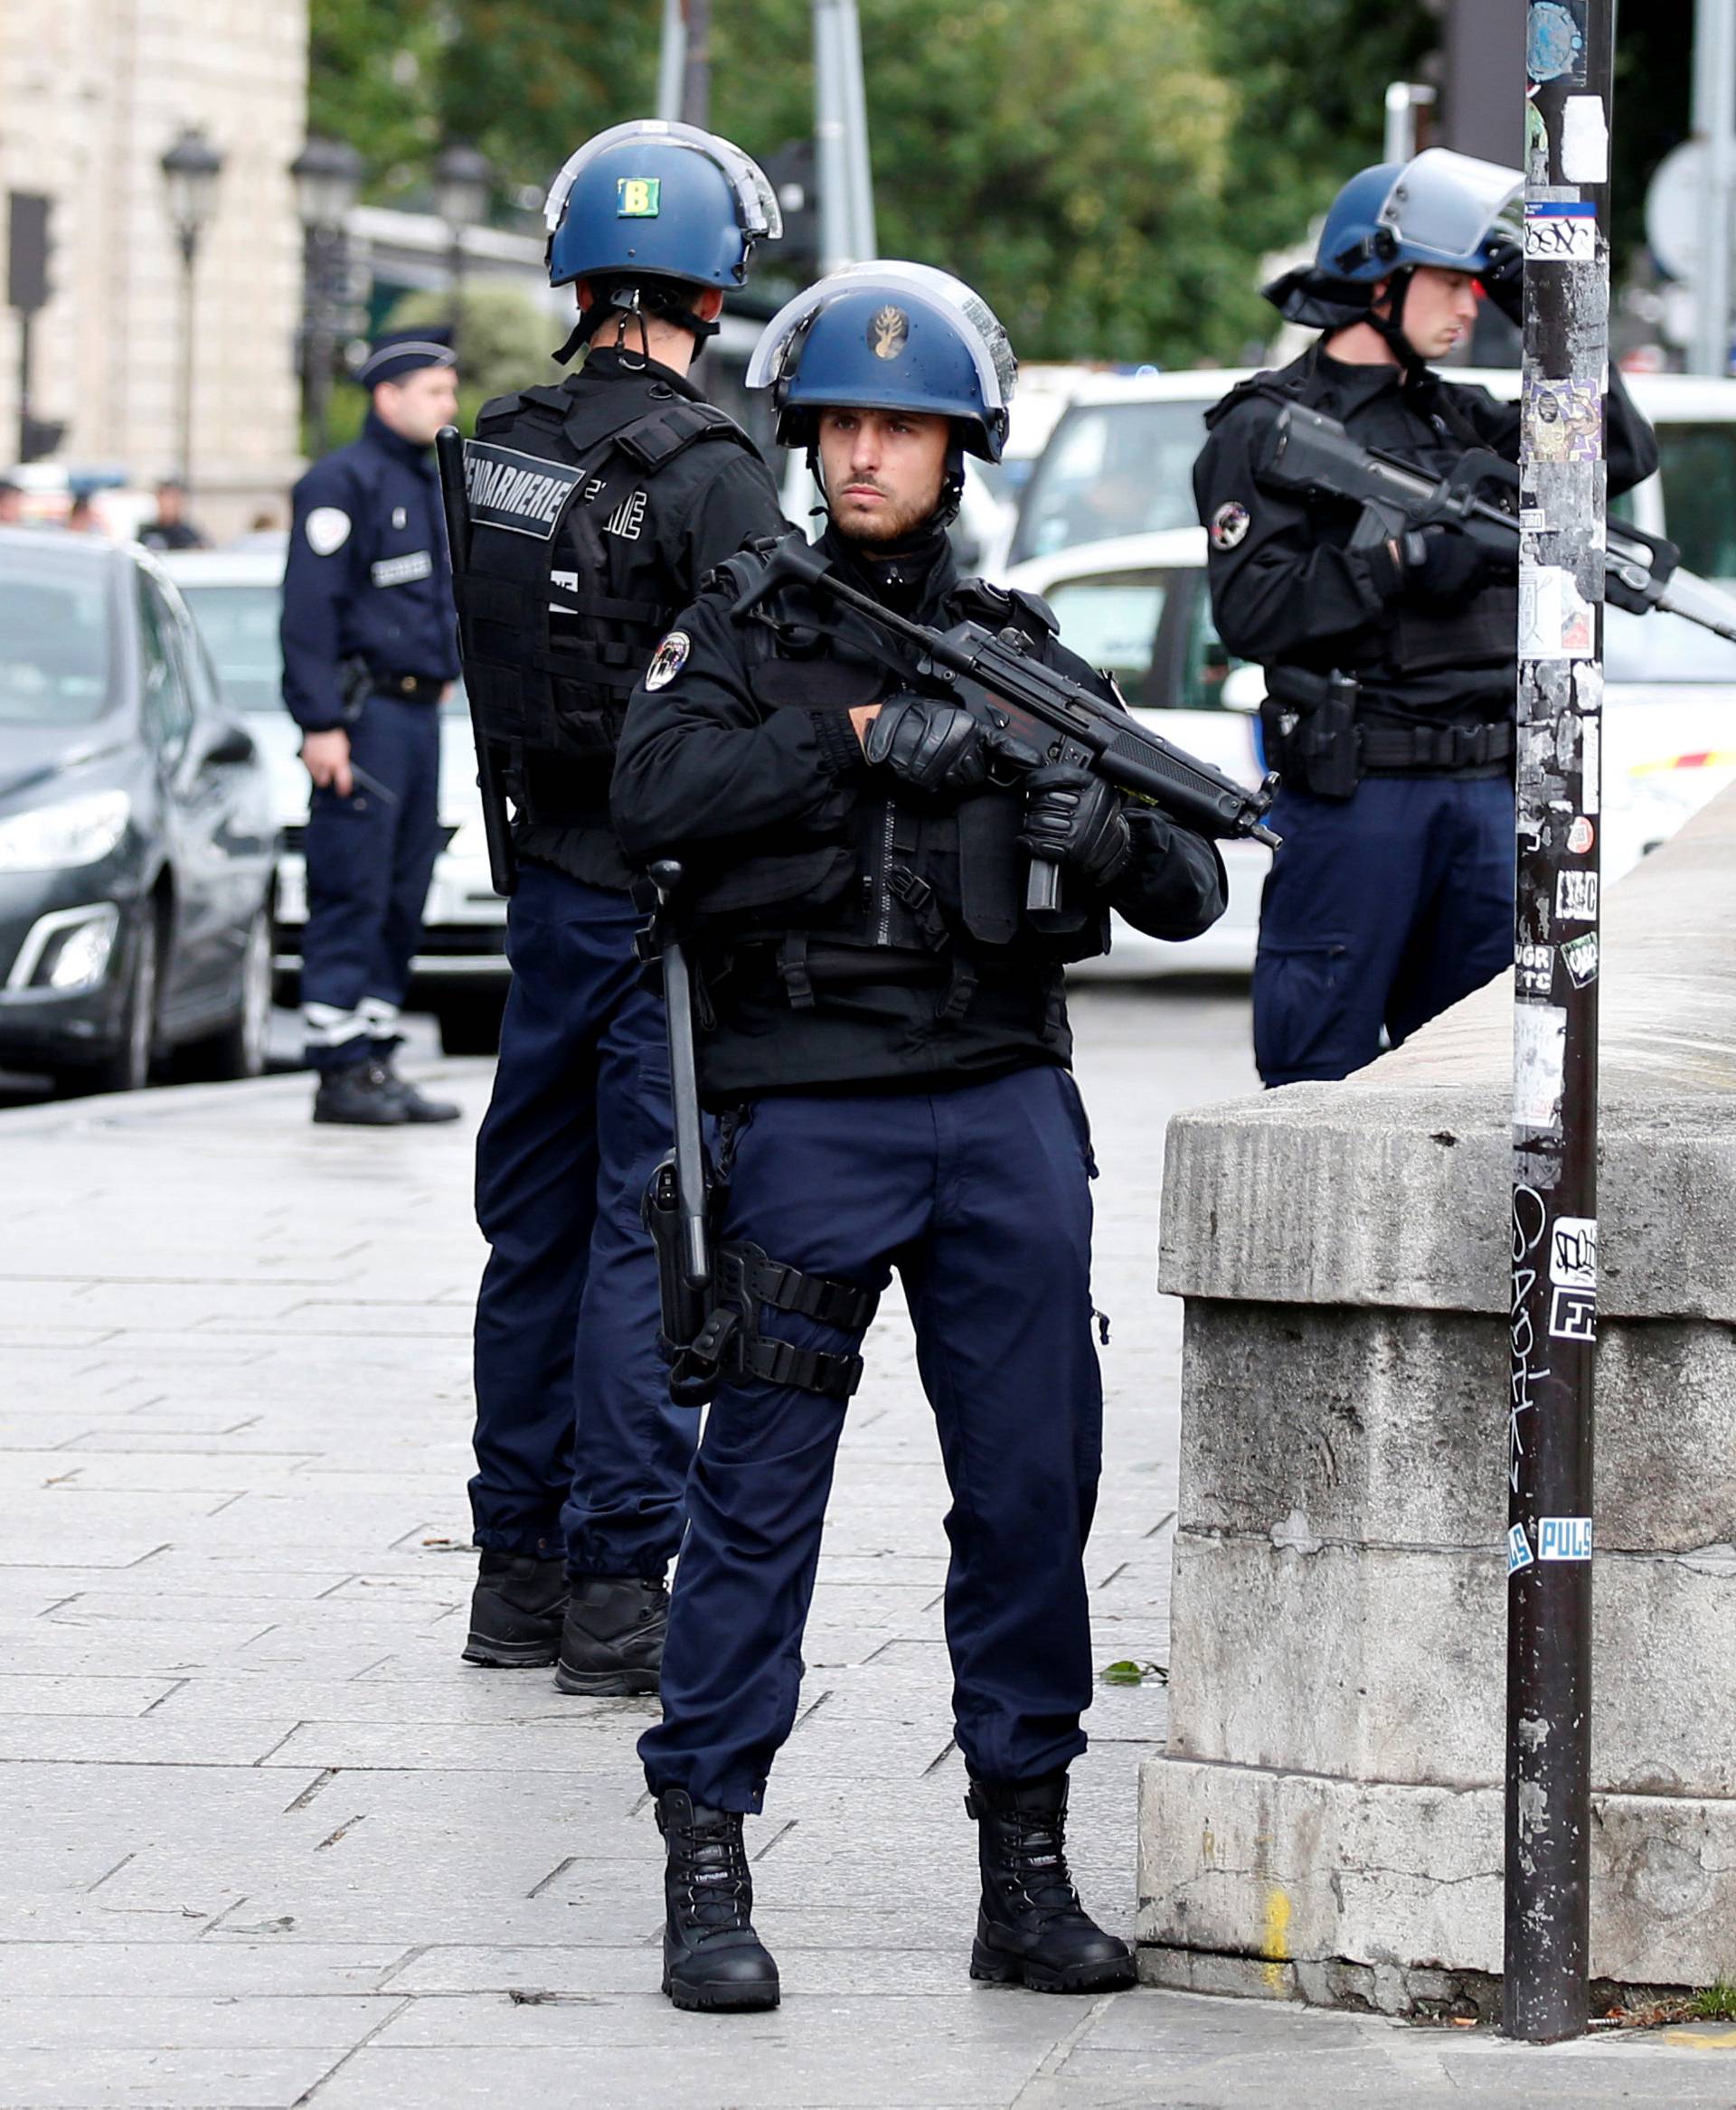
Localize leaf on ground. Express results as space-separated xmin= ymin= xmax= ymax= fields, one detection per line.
xmin=1100 ymin=1659 xmax=1167 ymax=1686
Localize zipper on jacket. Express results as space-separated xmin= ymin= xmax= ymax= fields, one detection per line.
xmin=874 ymin=798 xmax=896 ymax=946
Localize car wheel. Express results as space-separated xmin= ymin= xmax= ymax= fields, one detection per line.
xmin=436 ymin=991 xmax=505 ymax=1057
xmin=85 ymin=910 xmax=159 ymax=1095
xmin=178 ymin=904 xmax=273 ymax=1081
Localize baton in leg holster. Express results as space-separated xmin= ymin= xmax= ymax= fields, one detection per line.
xmin=637 ymin=862 xmax=876 ymax=1408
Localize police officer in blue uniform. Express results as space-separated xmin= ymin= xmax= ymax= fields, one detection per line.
xmin=611 ymin=265 xmax=1228 ymax=2012
xmin=1194 ymin=151 xmax=1656 ymax=1087
xmin=281 ymin=327 xmax=464 ymax=1125
xmin=456 ymin=125 xmax=786 ymax=1688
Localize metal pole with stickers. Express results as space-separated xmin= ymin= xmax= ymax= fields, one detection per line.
xmin=1505 ymin=0 xmax=1610 ymax=2044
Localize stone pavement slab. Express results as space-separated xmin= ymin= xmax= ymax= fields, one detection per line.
xmin=2 ymin=992 xmax=1729 ymax=2106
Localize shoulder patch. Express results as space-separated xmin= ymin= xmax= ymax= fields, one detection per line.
xmin=304 ymin=507 xmax=352 ymax=557
xmin=1209 ymin=500 xmax=1251 ymax=551
xmin=644 ymin=630 xmax=691 ymax=692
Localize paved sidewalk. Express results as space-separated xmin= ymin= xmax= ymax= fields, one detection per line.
xmin=2 ymin=989 xmax=1732 ymax=2108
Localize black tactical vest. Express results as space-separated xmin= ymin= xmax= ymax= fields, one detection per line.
xmin=453 ymin=378 xmax=754 ymax=768
xmin=682 ymin=557 xmax=1107 ymax=1031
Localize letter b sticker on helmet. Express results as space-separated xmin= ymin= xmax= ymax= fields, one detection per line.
xmin=617 ymin=176 xmax=662 ymax=218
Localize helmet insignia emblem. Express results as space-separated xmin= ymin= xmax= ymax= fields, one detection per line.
xmin=616 ymin=176 xmax=662 ymax=218
xmin=869 ymin=306 xmax=910 ymax=361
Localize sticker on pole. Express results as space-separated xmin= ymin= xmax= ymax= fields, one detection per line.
xmin=1550 ymin=1286 xmax=1597 ymax=1342
xmin=1561 ymin=930 xmax=1599 ymax=987
xmin=1508 ymin=1523 xmax=1535 ymax=1576
xmin=1555 ymin=870 xmax=1599 ymax=923
xmin=1538 ymin=1516 xmax=1594 ymax=1561
xmin=1524 ymin=378 xmax=1601 ymax=465
xmin=1519 ymin=564 xmax=1595 ymax=660
xmin=1513 ymin=1003 xmax=1567 ymax=1131
xmin=1550 ymin=1218 xmax=1596 ymax=1287
xmin=1524 ymin=201 xmax=1598 ymax=263
xmin=1527 ymin=0 xmax=1588 ymax=82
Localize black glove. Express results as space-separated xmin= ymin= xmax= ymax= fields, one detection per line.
xmin=1018 ymin=764 xmax=1132 ymax=888
xmin=1401 ymin=522 xmax=1504 ymax=610
xmin=1480 ymin=234 xmax=1524 ymax=326
xmin=863 ymin=692 xmax=989 ymax=796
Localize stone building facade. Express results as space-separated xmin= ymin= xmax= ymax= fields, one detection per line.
xmin=0 ymin=0 xmax=308 ymax=536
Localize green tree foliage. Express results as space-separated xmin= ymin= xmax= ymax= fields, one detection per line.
xmin=307 ymin=1 xmax=1689 ymax=371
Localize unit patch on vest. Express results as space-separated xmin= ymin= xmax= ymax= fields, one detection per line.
xmin=1210 ymin=500 xmax=1251 ymax=551
xmin=463 ymin=439 xmax=585 ymax=540
xmin=644 ymin=630 xmax=690 ymax=691
xmin=371 ymin=550 xmax=435 ymax=589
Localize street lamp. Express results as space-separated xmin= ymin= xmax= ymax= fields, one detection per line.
xmin=290 ymin=136 xmax=364 ymax=457
xmin=433 ymin=141 xmax=492 ymax=352
xmin=159 ymin=127 xmax=223 ymax=492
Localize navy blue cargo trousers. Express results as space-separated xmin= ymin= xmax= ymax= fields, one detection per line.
xmin=470 ymin=862 xmax=693 ymax=1576
xmin=1252 ymin=776 xmax=1514 ymax=1087
xmin=638 ymin=1064 xmax=1104 ymax=1813
xmin=300 ymin=694 xmax=443 ymax=1071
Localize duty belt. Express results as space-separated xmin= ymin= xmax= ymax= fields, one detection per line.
xmin=376 ymin=673 xmax=447 ymax=703
xmin=1360 ymin=720 xmax=1513 ymax=769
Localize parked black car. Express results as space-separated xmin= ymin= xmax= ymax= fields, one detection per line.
xmin=0 ymin=528 xmax=276 ymax=1093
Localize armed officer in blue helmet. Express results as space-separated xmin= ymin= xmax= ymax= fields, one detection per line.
xmin=1194 ymin=150 xmax=1656 ymax=1086
xmin=455 ymin=124 xmax=786 ymax=1691
xmin=612 ymin=265 xmax=1227 ymax=2013
xmin=282 ymin=327 xmax=464 ymax=1125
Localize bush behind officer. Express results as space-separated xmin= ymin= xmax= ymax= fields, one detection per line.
xmin=456 ymin=123 xmax=786 ymax=1692
xmin=280 ymin=329 xmax=464 ymax=1125
xmin=611 ymin=264 xmax=1228 ymax=2012
xmin=1195 ymin=149 xmax=1656 ymax=1087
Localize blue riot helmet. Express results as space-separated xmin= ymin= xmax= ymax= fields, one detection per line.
xmin=747 ymin=262 xmax=1017 ymax=464
xmin=1265 ymin=149 xmax=1523 ymax=336
xmin=542 ymin=120 xmax=780 ymax=354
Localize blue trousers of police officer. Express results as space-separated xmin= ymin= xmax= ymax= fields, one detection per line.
xmin=300 ymin=695 xmax=443 ymax=1071
xmin=470 ymin=863 xmax=693 ymax=1576
xmin=637 ymin=1064 xmax=1103 ymax=1813
xmin=1252 ymin=776 xmax=1514 ymax=1088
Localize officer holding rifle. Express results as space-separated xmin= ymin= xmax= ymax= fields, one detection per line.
xmin=1195 ymin=149 xmax=1657 ymax=1087
xmin=611 ymin=263 xmax=1231 ymax=2013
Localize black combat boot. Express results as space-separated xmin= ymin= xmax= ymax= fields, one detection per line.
xmin=312 ymin=1060 xmax=405 ymax=1126
xmin=656 ymin=1789 xmax=780 ymax=2012
xmin=966 ymin=1771 xmax=1137 ymax=1993
xmin=461 ymin=1553 xmax=568 ymax=1667
xmin=374 ymin=1055 xmax=461 ymax=1124
xmin=553 ymin=1574 xmax=669 ymax=1696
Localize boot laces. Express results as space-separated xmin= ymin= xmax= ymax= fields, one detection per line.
xmin=1002 ymin=1809 xmax=1086 ymax=1921
xmin=674 ymin=1813 xmax=753 ymax=1934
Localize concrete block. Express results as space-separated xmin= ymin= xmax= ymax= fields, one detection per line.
xmin=1167 ymin=1533 xmax=1736 ymax=1799
xmin=1138 ymin=1756 xmax=1736 ymax=1994
xmin=1180 ymin=1303 xmax=1736 ymax=1555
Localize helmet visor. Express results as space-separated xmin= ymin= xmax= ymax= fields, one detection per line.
xmin=747 ymin=260 xmax=1016 ymax=411
xmin=1379 ymin=148 xmax=1523 ymax=269
xmin=543 ymin=120 xmax=782 ymax=243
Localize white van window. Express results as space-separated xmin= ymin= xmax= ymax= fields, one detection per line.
xmin=1013 ymin=402 xmax=1211 ymax=563
xmin=1045 ymin=572 xmax=1168 ymax=707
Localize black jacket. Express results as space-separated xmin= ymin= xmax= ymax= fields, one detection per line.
xmin=484 ymin=348 xmax=786 ymax=891
xmin=1194 ymin=344 xmax=1658 ymax=744
xmin=611 ymin=523 xmax=1227 ymax=1101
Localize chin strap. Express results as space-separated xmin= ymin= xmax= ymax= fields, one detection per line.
xmin=556 ymin=283 xmax=720 ymax=367
xmin=1368 ymin=268 xmax=1429 ymax=383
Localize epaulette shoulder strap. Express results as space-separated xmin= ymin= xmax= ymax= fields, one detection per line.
xmin=615 ymin=398 xmax=750 ymax=472
xmin=1203 ymin=369 xmax=1305 ymax=433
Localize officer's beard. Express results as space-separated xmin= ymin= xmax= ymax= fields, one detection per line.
xmin=827 ymin=473 xmax=946 ymax=550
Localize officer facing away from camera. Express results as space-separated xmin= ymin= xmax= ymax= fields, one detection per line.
xmin=281 ymin=327 xmax=464 ymax=1126
xmin=1195 ymin=149 xmax=1656 ymax=1086
xmin=611 ymin=263 xmax=1228 ymax=2012
xmin=455 ymin=123 xmax=787 ymax=1691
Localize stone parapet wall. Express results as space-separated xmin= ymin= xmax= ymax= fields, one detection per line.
xmin=1137 ymin=784 xmax=1736 ymax=2011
